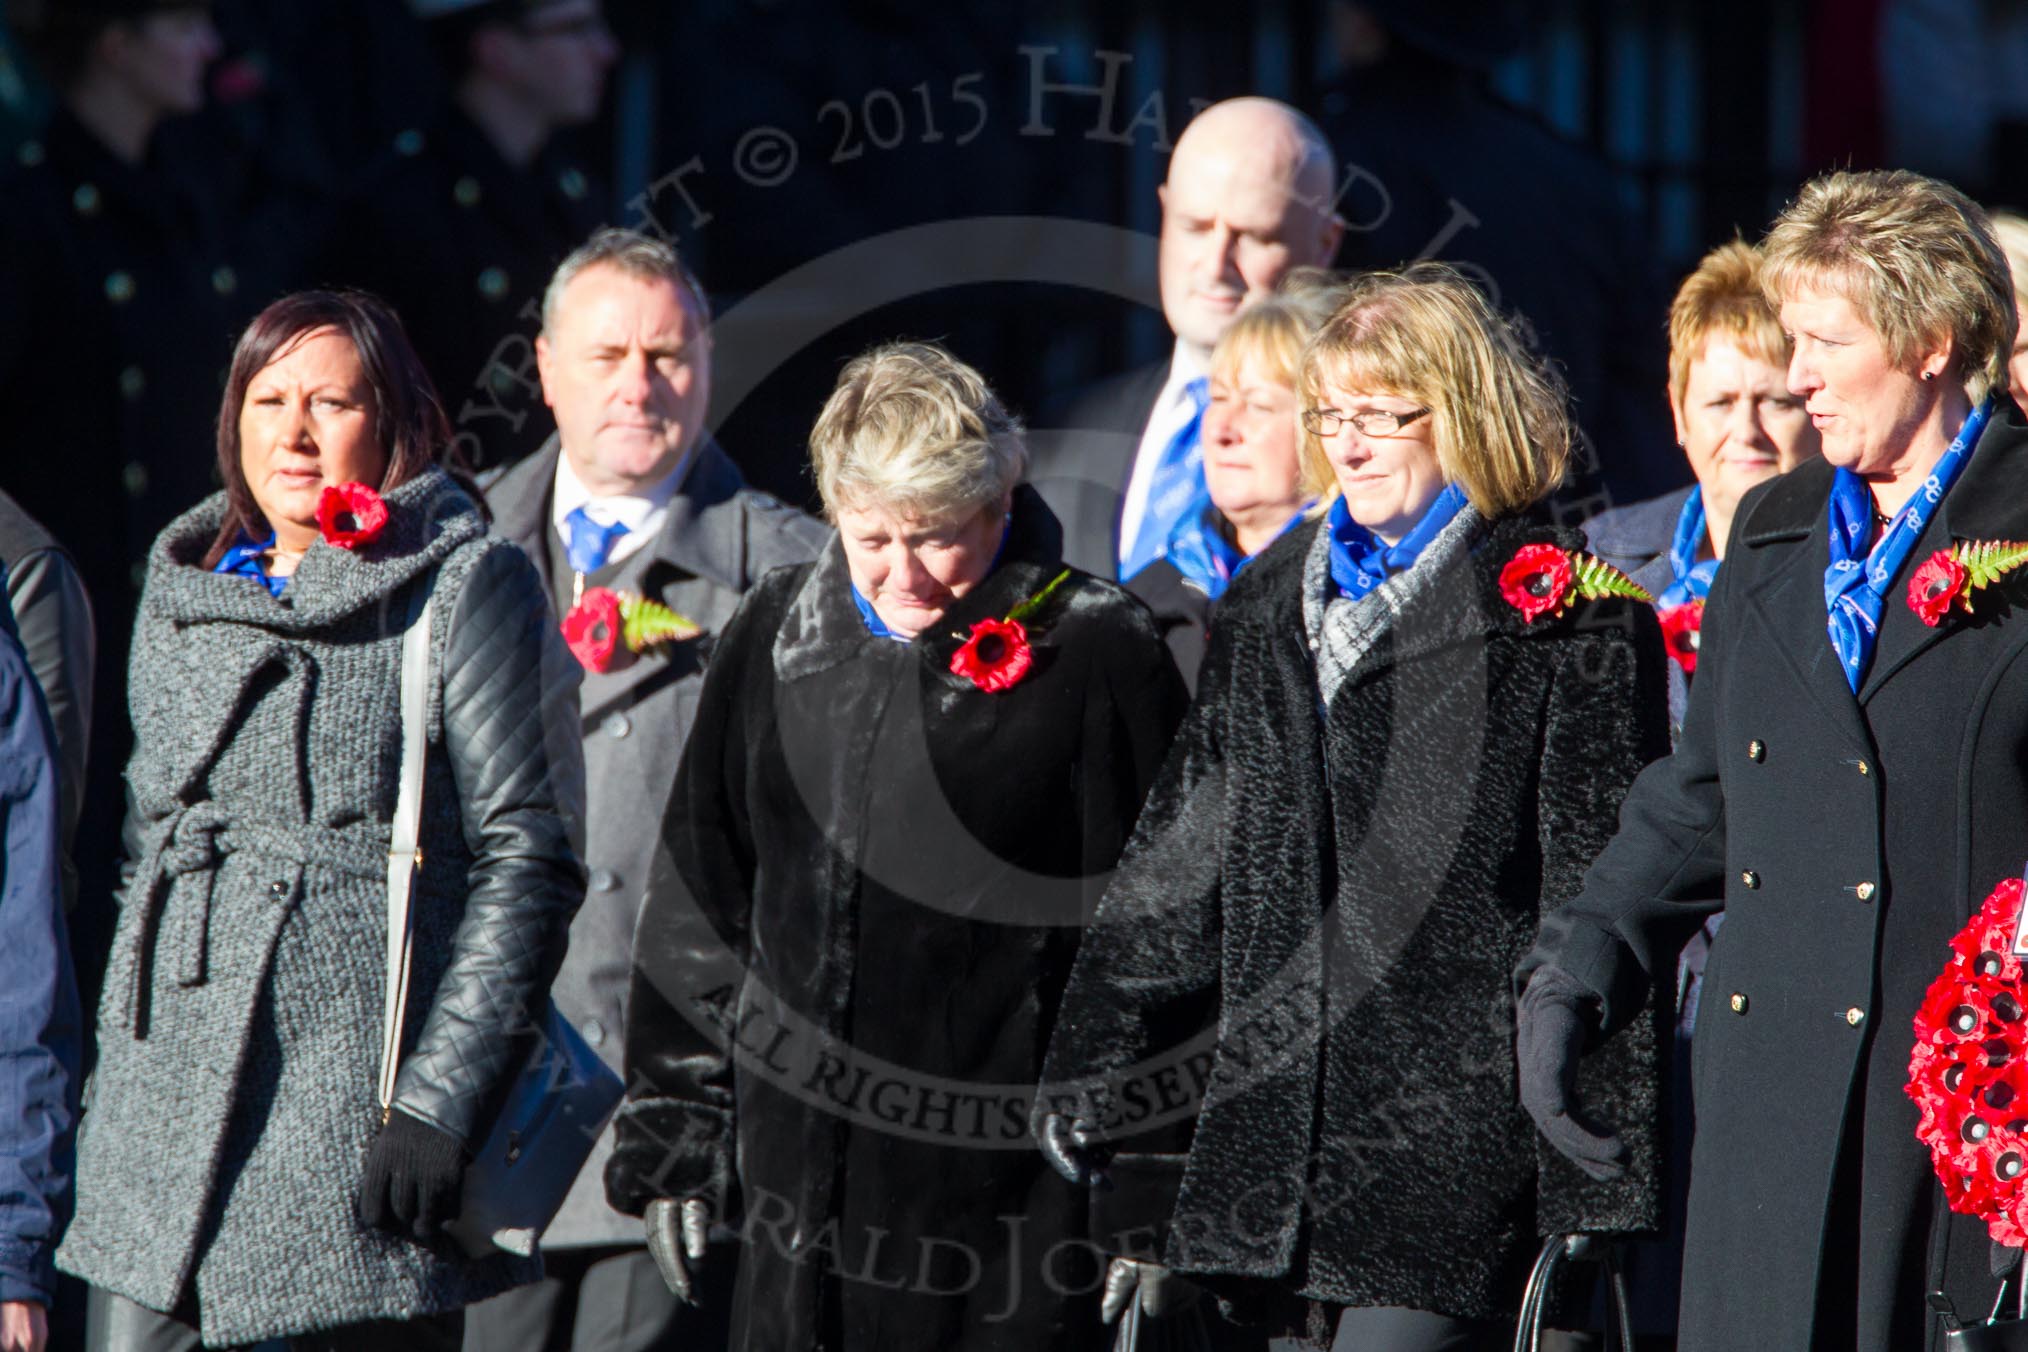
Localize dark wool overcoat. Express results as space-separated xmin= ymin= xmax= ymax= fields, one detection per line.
xmin=606 ymin=489 xmax=1189 ymax=1352
xmin=57 ymin=470 xmax=587 ymax=1346
xmin=1525 ymin=402 xmax=2028 ymax=1352
xmin=1043 ymin=508 xmax=1673 ymax=1325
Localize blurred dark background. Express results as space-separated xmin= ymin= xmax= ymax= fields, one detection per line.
xmin=14 ymin=0 xmax=2025 ymax=513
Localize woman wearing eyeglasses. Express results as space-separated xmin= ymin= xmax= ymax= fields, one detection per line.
xmin=1038 ymin=262 xmax=1671 ymax=1351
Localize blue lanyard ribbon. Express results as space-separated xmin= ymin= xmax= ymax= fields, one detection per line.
xmin=1824 ymin=397 xmax=1993 ymax=691
xmin=1326 ymin=482 xmax=1469 ymax=601
xmin=1656 ymin=486 xmax=1720 ymax=612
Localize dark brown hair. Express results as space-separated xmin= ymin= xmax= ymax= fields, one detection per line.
xmin=203 ymin=290 xmax=476 ymax=567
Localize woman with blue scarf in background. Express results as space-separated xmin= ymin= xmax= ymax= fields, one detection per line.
xmin=1040 ymin=263 xmax=1671 ymax=1351
xmin=1585 ymin=240 xmax=1821 ymax=737
xmin=1127 ymin=269 xmax=1339 ymax=690
xmin=1519 ymin=170 xmax=2028 ymax=1352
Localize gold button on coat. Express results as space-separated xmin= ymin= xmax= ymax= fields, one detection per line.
xmin=1730 ymin=993 xmax=1748 ymax=1014
xmin=1857 ymin=759 xmax=1871 ymax=776
xmin=1747 ymin=739 xmax=1765 ymax=761
xmin=1741 ymin=869 xmax=1760 ymax=889
xmin=1856 ymin=881 xmax=1876 ymax=901
xmin=1846 ymin=1007 xmax=1865 ymax=1026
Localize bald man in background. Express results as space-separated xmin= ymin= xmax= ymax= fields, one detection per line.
xmin=1030 ymin=97 xmax=1343 ymax=578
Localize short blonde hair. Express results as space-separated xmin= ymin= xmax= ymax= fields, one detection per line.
xmin=1669 ymin=240 xmax=1791 ymax=408
xmin=1761 ymin=170 xmax=2016 ymax=403
xmin=1989 ymin=209 xmax=2028 ymax=333
xmin=1210 ymin=268 xmax=1347 ymax=500
xmin=1297 ymin=262 xmax=1571 ymax=517
xmin=809 ymin=342 xmax=1026 ymax=522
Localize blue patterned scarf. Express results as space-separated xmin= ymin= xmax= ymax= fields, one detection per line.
xmin=1656 ymin=487 xmax=1721 ymax=612
xmin=1824 ymin=397 xmax=1993 ymax=691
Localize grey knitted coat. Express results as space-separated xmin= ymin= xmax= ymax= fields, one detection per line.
xmin=57 ymin=468 xmax=587 ymax=1346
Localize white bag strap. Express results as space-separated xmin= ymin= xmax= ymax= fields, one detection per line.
xmin=379 ymin=581 xmax=438 ymax=1119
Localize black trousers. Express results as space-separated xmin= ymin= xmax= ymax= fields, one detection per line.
xmin=458 ymin=1246 xmax=731 ymax=1352
xmin=85 ymin=1290 xmax=462 ymax=1352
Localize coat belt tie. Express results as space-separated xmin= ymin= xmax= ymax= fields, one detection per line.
xmin=126 ymin=803 xmax=385 ymax=1033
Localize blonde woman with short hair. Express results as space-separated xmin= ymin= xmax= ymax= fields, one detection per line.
xmin=1041 ymin=262 xmax=1671 ymax=1351
xmin=608 ymin=341 xmax=1188 ymax=1352
xmin=1521 ymin=168 xmax=2028 ymax=1351
xmin=1586 ymin=239 xmax=1822 ymax=729
xmin=1987 ymin=207 xmax=2028 ymax=408
xmin=1126 ymin=267 xmax=1344 ymax=687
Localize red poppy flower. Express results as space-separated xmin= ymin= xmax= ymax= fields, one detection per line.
xmin=949 ymin=617 xmax=1033 ymax=692
xmin=1658 ymin=602 xmax=1703 ymax=674
xmin=316 ymin=481 xmax=389 ymax=550
xmin=1498 ymin=544 xmax=1574 ymax=622
xmin=1909 ymin=551 xmax=1968 ymax=627
xmin=562 ymin=587 xmax=624 ymax=673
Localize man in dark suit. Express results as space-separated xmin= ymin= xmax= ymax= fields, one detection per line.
xmin=1029 ymin=97 xmax=1343 ymax=578
xmin=470 ymin=229 xmax=829 ymax=1352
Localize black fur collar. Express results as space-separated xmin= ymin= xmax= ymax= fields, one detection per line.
xmin=773 ymin=484 xmax=1067 ymax=684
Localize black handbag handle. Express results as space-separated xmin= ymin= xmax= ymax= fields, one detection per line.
xmin=1513 ymin=1234 xmax=1634 ymax=1352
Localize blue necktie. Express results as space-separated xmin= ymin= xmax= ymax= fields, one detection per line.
xmin=1120 ymin=377 xmax=1211 ymax=580
xmin=565 ymin=506 xmax=632 ymax=576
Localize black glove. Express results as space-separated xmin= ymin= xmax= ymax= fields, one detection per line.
xmin=1038 ymin=1112 xmax=1106 ymax=1186
xmin=1516 ymin=965 xmax=1628 ymax=1182
xmin=359 ymin=1108 xmax=467 ymax=1243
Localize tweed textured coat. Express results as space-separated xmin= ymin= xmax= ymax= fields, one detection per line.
xmin=1042 ymin=508 xmax=1673 ymax=1326
xmin=606 ymin=488 xmax=1190 ymax=1351
xmin=57 ymin=468 xmax=587 ymax=1346
xmin=487 ymin=437 xmax=830 ymax=1248
xmin=1524 ymin=402 xmax=2028 ymax=1352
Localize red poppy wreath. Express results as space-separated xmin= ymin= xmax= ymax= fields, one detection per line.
xmin=1910 ymin=876 xmax=2028 ymax=1246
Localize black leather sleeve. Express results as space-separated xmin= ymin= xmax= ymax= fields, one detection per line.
xmin=5 ymin=546 xmax=93 ymax=909
xmin=392 ymin=543 xmax=588 ymax=1143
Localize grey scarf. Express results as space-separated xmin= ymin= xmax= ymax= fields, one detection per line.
xmin=1301 ymin=503 xmax=1488 ymax=706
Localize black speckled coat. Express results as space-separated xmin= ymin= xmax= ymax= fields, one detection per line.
xmin=606 ymin=488 xmax=1189 ymax=1351
xmin=1044 ymin=508 xmax=1672 ymax=1325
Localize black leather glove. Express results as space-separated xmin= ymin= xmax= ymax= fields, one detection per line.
xmin=645 ymin=1198 xmax=712 ymax=1303
xmin=359 ymin=1108 xmax=467 ymax=1243
xmin=1037 ymin=1112 xmax=1106 ymax=1186
xmin=1516 ymin=965 xmax=1628 ymax=1182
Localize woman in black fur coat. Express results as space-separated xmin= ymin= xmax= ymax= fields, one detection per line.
xmin=1038 ymin=264 xmax=1673 ymax=1350
xmin=604 ymin=342 xmax=1189 ymax=1351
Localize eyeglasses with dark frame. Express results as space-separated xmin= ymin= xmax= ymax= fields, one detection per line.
xmin=1300 ymin=406 xmax=1432 ymax=438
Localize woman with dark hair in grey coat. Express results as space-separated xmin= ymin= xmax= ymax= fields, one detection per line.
xmin=58 ymin=291 xmax=588 ymax=1351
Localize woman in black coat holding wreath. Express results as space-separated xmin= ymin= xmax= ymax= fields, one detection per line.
xmin=604 ymin=342 xmax=1189 ymax=1351
xmin=1037 ymin=263 xmax=1673 ymax=1351
xmin=1521 ymin=170 xmax=2028 ymax=1352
